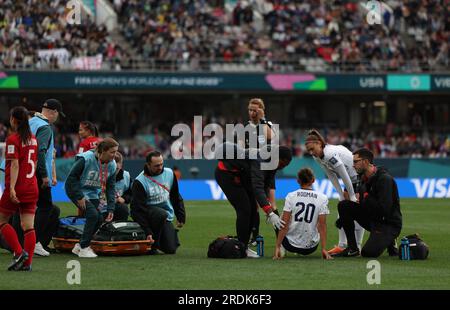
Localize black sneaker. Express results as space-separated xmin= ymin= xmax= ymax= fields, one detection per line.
xmin=332 ymin=247 xmax=360 ymax=257
xmin=15 ymin=264 xmax=32 ymax=272
xmin=148 ymin=248 xmax=158 ymax=255
xmin=7 ymin=250 xmax=29 ymax=271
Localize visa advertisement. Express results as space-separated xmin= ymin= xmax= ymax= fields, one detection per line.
xmin=1 ymin=178 xmax=449 ymax=202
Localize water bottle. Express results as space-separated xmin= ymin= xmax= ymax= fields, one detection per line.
xmin=256 ymin=235 xmax=264 ymax=257
xmin=400 ymin=237 xmax=410 ymax=260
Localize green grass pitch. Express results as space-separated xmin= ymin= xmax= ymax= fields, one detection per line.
xmin=1 ymin=199 xmax=450 ymax=290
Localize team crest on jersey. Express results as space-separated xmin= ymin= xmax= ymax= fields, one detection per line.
xmin=328 ymin=157 xmax=338 ymax=165
xmin=7 ymin=145 xmax=15 ymax=154
xmin=258 ymin=135 xmax=266 ymax=144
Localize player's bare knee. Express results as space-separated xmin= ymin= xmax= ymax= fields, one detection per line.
xmin=0 ymin=213 xmax=10 ymax=224
xmin=21 ymin=221 xmax=34 ymax=231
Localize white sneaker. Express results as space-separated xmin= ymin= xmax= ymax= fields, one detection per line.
xmin=34 ymin=242 xmax=50 ymax=257
xmin=78 ymin=246 xmax=98 ymax=258
xmin=280 ymin=245 xmax=286 ymax=258
xmin=72 ymin=243 xmax=81 ymax=255
xmin=246 ymin=248 xmax=260 ymax=258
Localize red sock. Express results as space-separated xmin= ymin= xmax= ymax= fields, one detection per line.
xmin=0 ymin=223 xmax=23 ymax=256
xmin=24 ymin=229 xmax=36 ymax=266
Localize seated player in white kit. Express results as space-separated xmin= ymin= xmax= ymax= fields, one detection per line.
xmin=273 ymin=168 xmax=333 ymax=260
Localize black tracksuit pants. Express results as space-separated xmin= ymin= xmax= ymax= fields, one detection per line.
xmin=215 ymin=168 xmax=257 ymax=246
xmin=338 ymin=200 xmax=400 ymax=257
xmin=35 ymin=178 xmax=57 ymax=247
xmin=131 ymin=206 xmax=179 ymax=254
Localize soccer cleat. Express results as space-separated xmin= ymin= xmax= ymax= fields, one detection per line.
xmin=7 ymin=250 xmax=29 ymax=271
xmin=16 ymin=264 xmax=32 ymax=272
xmin=327 ymin=245 xmax=345 ymax=256
xmin=332 ymin=247 xmax=360 ymax=257
xmin=78 ymin=246 xmax=98 ymax=258
xmin=246 ymin=248 xmax=260 ymax=258
xmin=249 ymin=239 xmax=257 ymax=247
xmin=34 ymin=242 xmax=50 ymax=257
xmin=72 ymin=243 xmax=81 ymax=255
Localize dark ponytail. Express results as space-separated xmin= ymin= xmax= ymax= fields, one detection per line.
xmin=305 ymin=129 xmax=326 ymax=148
xmin=10 ymin=106 xmax=32 ymax=145
xmin=80 ymin=121 xmax=99 ymax=137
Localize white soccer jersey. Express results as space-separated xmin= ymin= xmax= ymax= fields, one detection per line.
xmin=283 ymin=189 xmax=330 ymax=249
xmin=314 ymin=144 xmax=357 ymax=183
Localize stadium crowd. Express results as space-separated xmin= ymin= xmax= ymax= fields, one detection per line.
xmin=1 ymin=0 xmax=448 ymax=71
xmin=97 ymin=0 xmax=449 ymax=71
xmin=0 ymin=0 xmax=133 ymax=70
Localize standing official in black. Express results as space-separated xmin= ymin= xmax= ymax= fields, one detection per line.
xmin=336 ymin=148 xmax=402 ymax=257
xmin=214 ymin=143 xmax=291 ymax=257
xmin=244 ymin=98 xmax=276 ymax=244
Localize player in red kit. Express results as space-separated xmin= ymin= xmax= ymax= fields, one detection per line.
xmin=78 ymin=121 xmax=101 ymax=154
xmin=0 ymin=106 xmax=39 ymax=271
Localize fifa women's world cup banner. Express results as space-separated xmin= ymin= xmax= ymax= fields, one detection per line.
xmin=1 ymin=178 xmax=449 ymax=202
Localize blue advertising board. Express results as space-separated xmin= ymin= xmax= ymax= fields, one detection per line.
xmin=176 ymin=178 xmax=450 ymax=200
xmin=2 ymin=178 xmax=449 ymax=202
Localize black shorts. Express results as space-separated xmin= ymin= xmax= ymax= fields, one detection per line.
xmin=282 ymin=238 xmax=318 ymax=256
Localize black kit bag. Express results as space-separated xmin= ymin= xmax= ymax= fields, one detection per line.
xmin=207 ymin=236 xmax=247 ymax=259
xmin=93 ymin=221 xmax=146 ymax=242
xmin=55 ymin=216 xmax=85 ymax=240
xmin=398 ymin=233 xmax=429 ymax=260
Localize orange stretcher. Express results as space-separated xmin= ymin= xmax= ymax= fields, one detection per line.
xmin=52 ymin=237 xmax=153 ymax=256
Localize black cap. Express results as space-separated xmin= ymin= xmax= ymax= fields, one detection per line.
xmin=43 ymin=99 xmax=65 ymax=117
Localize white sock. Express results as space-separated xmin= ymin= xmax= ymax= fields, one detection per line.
xmin=338 ymin=228 xmax=347 ymax=248
xmin=354 ymin=221 xmax=365 ymax=250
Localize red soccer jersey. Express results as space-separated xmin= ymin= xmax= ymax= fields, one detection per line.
xmin=4 ymin=133 xmax=39 ymax=202
xmin=78 ymin=136 xmax=101 ymax=153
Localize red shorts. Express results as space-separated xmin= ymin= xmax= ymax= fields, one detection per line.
xmin=0 ymin=192 xmax=37 ymax=216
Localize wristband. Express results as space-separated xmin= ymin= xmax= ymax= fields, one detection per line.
xmin=262 ymin=205 xmax=273 ymax=214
